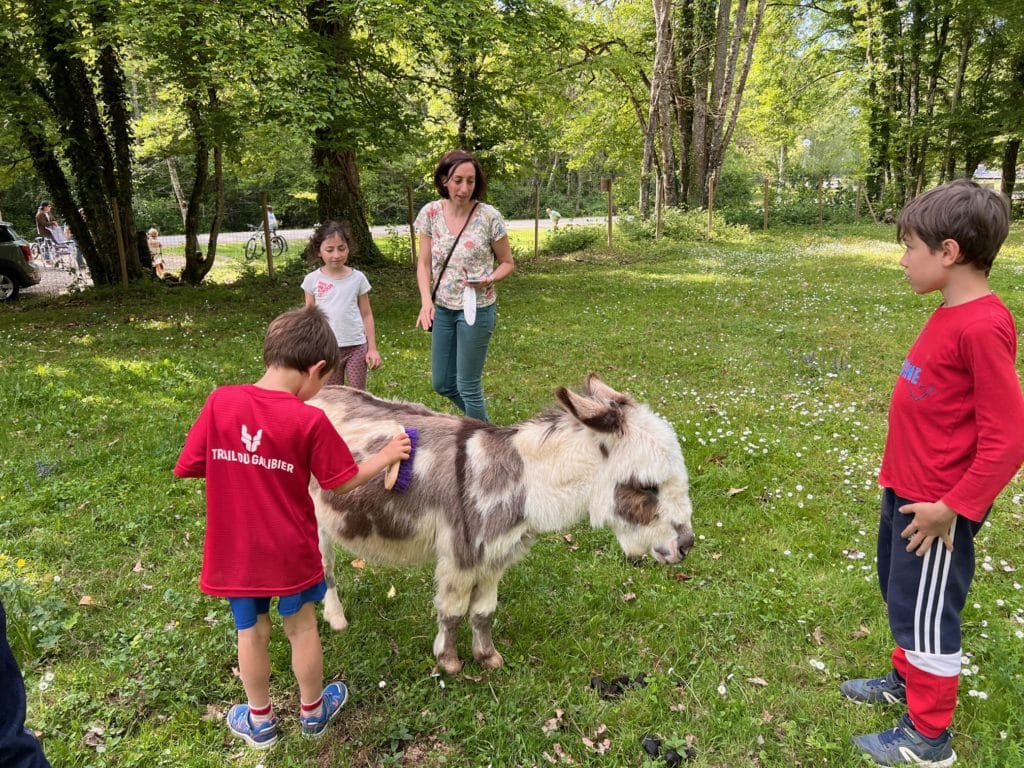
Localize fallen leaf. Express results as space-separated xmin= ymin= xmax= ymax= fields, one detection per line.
xmin=670 ymin=703 xmax=685 ymax=712
xmin=542 ymin=709 xmax=564 ymax=735
xmin=851 ymin=624 xmax=871 ymax=640
xmin=386 ymin=585 xmax=396 ymax=599
xmin=82 ymin=725 xmax=105 ymax=750
xmin=674 ymin=572 xmax=692 ymax=582
xmin=201 ymin=704 xmax=223 ymax=722
xmin=475 ymin=711 xmax=486 ymax=723
xmin=563 ymin=534 xmax=573 ymax=543
xmin=711 ymin=552 xmax=722 ymax=560
xmin=132 ymin=560 xmax=143 ymax=573
xmin=813 ymin=626 xmax=824 ymax=645
xmin=621 ymin=592 xmax=637 ymax=602
xmin=350 ymin=559 xmax=366 ymax=569
xmin=727 ymin=486 xmax=747 ymax=497
xmin=746 ymin=676 xmax=769 ymax=687
xmin=78 ymin=595 xmax=94 ymax=606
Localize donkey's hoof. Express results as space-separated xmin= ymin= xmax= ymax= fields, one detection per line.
xmin=476 ymin=651 xmax=504 ymax=670
xmin=324 ymin=611 xmax=348 ymax=632
xmin=437 ymin=653 xmax=463 ymax=675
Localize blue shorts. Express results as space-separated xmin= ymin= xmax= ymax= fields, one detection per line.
xmin=227 ymin=579 xmax=327 ymax=631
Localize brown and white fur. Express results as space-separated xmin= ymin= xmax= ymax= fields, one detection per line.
xmin=310 ymin=374 xmax=695 ymax=674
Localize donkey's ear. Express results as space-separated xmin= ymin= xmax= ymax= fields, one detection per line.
xmin=584 ymin=373 xmax=633 ymax=405
xmin=556 ymin=386 xmax=623 ymax=434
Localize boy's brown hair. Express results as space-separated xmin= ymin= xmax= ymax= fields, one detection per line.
xmin=897 ymin=179 xmax=1010 ymax=275
xmin=263 ymin=306 xmax=339 ymax=374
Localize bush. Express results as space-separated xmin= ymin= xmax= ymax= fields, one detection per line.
xmin=541 ymin=225 xmax=603 ymax=256
xmin=619 ymin=208 xmax=750 ymax=242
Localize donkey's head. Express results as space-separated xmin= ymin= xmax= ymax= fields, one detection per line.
xmin=555 ymin=375 xmax=695 ymax=564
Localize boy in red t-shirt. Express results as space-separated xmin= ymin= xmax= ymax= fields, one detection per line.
xmin=175 ymin=306 xmax=409 ymax=749
xmin=842 ymin=180 xmax=1024 ymax=766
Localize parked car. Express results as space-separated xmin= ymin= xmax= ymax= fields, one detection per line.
xmin=0 ymin=221 xmax=42 ymax=301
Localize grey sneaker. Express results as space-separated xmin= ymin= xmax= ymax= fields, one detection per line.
xmin=852 ymin=715 xmax=956 ymax=766
xmin=840 ymin=669 xmax=907 ymax=705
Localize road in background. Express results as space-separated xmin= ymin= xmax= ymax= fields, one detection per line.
xmin=29 ymin=216 xmax=610 ymax=297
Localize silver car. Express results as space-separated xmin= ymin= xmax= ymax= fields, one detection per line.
xmin=0 ymin=221 xmax=42 ymax=301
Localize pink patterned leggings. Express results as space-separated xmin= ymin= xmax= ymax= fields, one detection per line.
xmin=325 ymin=342 xmax=368 ymax=390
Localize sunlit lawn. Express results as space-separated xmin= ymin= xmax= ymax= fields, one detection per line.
xmin=2 ymin=223 xmax=1023 ymax=767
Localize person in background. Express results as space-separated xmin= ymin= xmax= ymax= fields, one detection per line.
xmin=0 ymin=599 xmax=52 ymax=767
xmin=147 ymin=228 xmax=165 ymax=278
xmin=414 ymin=149 xmax=514 ymax=422
xmin=546 ymin=207 xmax=562 ymax=230
xmin=174 ymin=306 xmax=410 ymax=749
xmin=266 ymin=206 xmax=279 ymax=233
xmin=301 ymin=221 xmax=380 ymax=390
xmin=842 ymin=180 xmax=1024 ymax=767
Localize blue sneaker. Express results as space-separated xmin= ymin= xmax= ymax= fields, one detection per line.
xmin=226 ymin=704 xmax=279 ymax=749
xmin=300 ymin=681 xmax=348 ymax=738
xmin=841 ymin=669 xmax=907 ymax=705
xmin=852 ymin=715 xmax=956 ymax=766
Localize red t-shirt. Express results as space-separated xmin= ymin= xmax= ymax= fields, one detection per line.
xmin=174 ymin=384 xmax=358 ymax=596
xmin=879 ymin=293 xmax=1024 ymax=521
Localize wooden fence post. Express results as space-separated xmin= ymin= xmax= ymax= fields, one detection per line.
xmin=111 ymin=197 xmax=128 ymax=288
xmin=655 ymin=175 xmax=663 ymax=240
xmin=817 ymin=178 xmax=824 ymax=227
xmin=260 ymin=192 xmax=275 ymax=278
xmin=763 ymin=177 xmax=770 ymax=230
xmin=534 ymin=181 xmax=540 ymax=259
xmin=601 ymin=178 xmax=613 ymax=247
xmin=707 ymin=174 xmax=716 ymax=238
xmin=406 ymin=186 xmax=416 ymax=264
xmin=855 ymin=182 xmax=862 ymax=223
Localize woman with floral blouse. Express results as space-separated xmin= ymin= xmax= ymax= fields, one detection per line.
xmin=414 ymin=150 xmax=515 ymax=422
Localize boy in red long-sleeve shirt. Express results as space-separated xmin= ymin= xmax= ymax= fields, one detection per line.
xmin=842 ymin=180 xmax=1024 ymax=767
xmin=175 ymin=306 xmax=409 ymax=749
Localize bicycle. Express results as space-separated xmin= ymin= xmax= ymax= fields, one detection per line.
xmin=31 ymin=237 xmax=79 ymax=271
xmin=244 ymin=225 xmax=287 ymax=260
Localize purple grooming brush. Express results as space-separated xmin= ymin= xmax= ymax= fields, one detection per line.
xmin=384 ymin=427 xmax=419 ymax=492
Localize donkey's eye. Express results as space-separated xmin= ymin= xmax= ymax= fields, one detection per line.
xmin=637 ymin=484 xmax=659 ymax=497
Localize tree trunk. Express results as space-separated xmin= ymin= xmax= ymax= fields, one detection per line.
xmin=306 ymin=0 xmax=382 ymax=264
xmin=313 ymin=143 xmax=380 ymax=263
xmin=941 ymin=20 xmax=973 ymax=183
xmin=913 ymin=12 xmax=951 ymax=195
xmin=1001 ymin=138 xmax=1020 ymax=200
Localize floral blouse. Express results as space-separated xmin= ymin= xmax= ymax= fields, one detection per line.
xmin=414 ymin=200 xmax=507 ymax=310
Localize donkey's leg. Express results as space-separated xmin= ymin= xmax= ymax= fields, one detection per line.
xmin=433 ymin=562 xmax=476 ymax=674
xmin=318 ymin=525 xmax=348 ymax=632
xmin=468 ymin=569 xmax=504 ymax=670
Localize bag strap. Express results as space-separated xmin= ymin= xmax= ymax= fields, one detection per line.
xmin=431 ymin=201 xmax=479 ymax=304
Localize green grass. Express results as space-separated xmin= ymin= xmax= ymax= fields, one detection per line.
xmin=2 ymin=223 xmax=1023 ymax=766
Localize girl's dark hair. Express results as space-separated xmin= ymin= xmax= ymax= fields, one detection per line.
xmin=432 ymin=150 xmax=487 ymax=200
xmin=305 ymin=220 xmax=355 ymax=264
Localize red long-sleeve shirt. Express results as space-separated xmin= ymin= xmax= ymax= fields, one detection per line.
xmin=879 ymin=293 xmax=1024 ymax=522
xmin=174 ymin=385 xmax=358 ymax=597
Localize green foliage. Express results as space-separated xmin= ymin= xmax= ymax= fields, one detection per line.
xmin=541 ymin=225 xmax=603 ymax=255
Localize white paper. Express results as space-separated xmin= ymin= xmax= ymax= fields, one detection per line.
xmin=463 ymin=285 xmax=477 ymax=325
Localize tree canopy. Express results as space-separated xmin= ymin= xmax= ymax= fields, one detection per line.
xmin=1 ymin=0 xmax=1021 ymax=283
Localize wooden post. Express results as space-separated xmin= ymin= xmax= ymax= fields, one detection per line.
xmin=601 ymin=178 xmax=613 ymax=247
xmin=534 ymin=182 xmax=540 ymax=259
xmin=111 ymin=197 xmax=128 ymax=288
xmin=855 ymin=182 xmax=862 ymax=223
xmin=706 ymin=174 xmax=716 ymax=238
xmin=406 ymin=186 xmax=416 ymax=264
xmin=763 ymin=177 xmax=770 ymax=231
xmin=817 ymin=179 xmax=824 ymax=226
xmin=655 ymin=175 xmax=663 ymax=240
xmin=862 ymin=186 xmax=879 ymax=224
xmin=260 ymin=191 xmax=275 ymax=278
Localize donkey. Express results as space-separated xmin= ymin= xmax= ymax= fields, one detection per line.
xmin=310 ymin=374 xmax=695 ymax=674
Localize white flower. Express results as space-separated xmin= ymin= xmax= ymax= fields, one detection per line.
xmin=808 ymin=658 xmax=827 ymax=672
xmin=378 ymin=680 xmax=387 ymax=689
xmin=967 ymin=689 xmax=988 ymax=700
